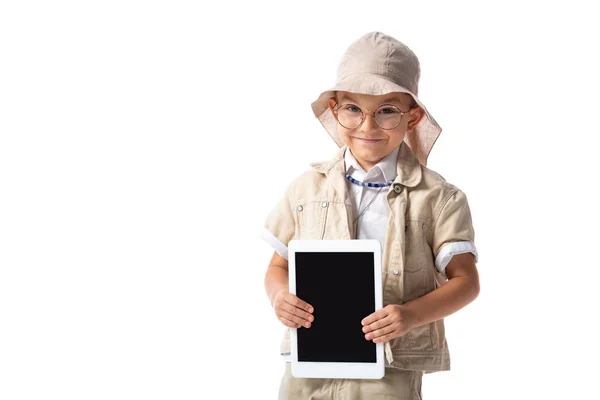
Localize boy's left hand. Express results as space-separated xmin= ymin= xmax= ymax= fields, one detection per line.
xmin=361 ymin=305 xmax=416 ymax=343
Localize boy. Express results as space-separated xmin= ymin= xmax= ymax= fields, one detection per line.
xmin=260 ymin=31 xmax=480 ymax=399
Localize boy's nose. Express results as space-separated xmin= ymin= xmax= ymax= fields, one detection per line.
xmin=360 ymin=112 xmax=379 ymax=133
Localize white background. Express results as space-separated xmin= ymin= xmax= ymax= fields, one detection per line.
xmin=1 ymin=1 xmax=599 ymax=399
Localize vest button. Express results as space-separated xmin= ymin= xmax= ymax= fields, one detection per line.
xmin=297 ymin=205 xmax=303 ymax=212
xmin=321 ymin=201 xmax=328 ymax=208
xmin=392 ymin=269 xmax=399 ymax=275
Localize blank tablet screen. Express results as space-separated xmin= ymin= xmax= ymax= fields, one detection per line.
xmin=295 ymin=251 xmax=376 ymax=363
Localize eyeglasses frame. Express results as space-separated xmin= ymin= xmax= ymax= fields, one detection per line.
xmin=329 ymin=100 xmax=418 ymax=130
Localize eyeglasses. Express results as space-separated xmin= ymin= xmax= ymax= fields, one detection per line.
xmin=330 ymin=101 xmax=416 ymax=130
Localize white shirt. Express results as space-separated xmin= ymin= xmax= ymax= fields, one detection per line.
xmin=345 ymin=144 xmax=398 ymax=254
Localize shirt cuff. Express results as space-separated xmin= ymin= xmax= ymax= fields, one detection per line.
xmin=259 ymin=227 xmax=289 ymax=260
xmin=434 ymin=241 xmax=478 ymax=277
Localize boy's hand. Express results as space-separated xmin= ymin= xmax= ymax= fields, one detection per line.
xmin=272 ymin=288 xmax=314 ymax=329
xmin=361 ymin=304 xmax=416 ymax=343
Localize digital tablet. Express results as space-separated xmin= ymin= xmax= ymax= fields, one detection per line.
xmin=288 ymin=239 xmax=384 ymax=379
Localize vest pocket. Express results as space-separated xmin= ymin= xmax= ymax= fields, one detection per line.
xmin=404 ymin=220 xmax=429 ymax=273
xmin=390 ymin=323 xmax=432 ymax=353
xmin=403 ymin=219 xmax=436 ymax=303
xmin=406 ymin=323 xmax=433 ymax=351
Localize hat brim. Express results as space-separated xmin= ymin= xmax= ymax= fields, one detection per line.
xmin=311 ymin=73 xmax=442 ymax=166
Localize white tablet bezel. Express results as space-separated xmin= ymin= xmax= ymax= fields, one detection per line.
xmin=288 ymin=239 xmax=384 ymax=379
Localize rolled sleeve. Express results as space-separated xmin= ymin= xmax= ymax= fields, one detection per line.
xmin=260 ymin=186 xmax=297 ymax=260
xmin=432 ymin=188 xmax=478 ymax=277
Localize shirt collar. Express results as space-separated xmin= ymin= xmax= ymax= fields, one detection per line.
xmin=309 ymin=141 xmax=422 ymax=188
xmin=344 ymin=145 xmax=400 ymax=182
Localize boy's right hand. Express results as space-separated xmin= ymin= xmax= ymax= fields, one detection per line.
xmin=271 ymin=288 xmax=314 ymax=329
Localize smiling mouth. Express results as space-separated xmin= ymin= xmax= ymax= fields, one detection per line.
xmin=355 ymin=138 xmax=382 ymax=142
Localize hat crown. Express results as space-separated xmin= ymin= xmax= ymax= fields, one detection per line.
xmin=337 ymin=32 xmax=421 ymax=95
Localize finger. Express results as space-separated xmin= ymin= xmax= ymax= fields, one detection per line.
xmin=280 ymin=309 xmax=312 ymax=328
xmin=365 ymin=323 xmax=396 ymax=340
xmin=273 ymin=293 xmax=310 ymax=316
xmin=363 ymin=315 xmax=393 ymax=334
xmin=373 ymin=332 xmax=396 ymax=343
xmin=361 ymin=308 xmax=389 ymax=327
xmin=278 ymin=316 xmax=301 ymax=329
xmin=280 ymin=301 xmax=314 ymax=323
xmin=284 ymin=293 xmax=314 ymax=314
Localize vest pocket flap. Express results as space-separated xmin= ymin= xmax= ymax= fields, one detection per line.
xmin=294 ymin=200 xmax=329 ymax=240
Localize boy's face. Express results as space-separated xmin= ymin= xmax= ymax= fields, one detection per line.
xmin=328 ymin=91 xmax=424 ymax=172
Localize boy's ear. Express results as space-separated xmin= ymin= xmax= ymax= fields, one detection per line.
xmin=407 ymin=107 xmax=425 ymax=132
xmin=328 ymin=97 xmax=337 ymax=111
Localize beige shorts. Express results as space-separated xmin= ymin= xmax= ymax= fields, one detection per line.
xmin=278 ymin=363 xmax=423 ymax=400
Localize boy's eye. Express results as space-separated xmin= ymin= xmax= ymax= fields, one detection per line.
xmin=342 ymin=104 xmax=361 ymax=113
xmin=377 ymin=107 xmax=400 ymax=115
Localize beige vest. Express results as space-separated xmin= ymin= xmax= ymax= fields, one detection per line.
xmin=264 ymin=142 xmax=476 ymax=373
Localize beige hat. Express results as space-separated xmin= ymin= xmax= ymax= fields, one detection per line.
xmin=311 ymin=31 xmax=442 ymax=166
